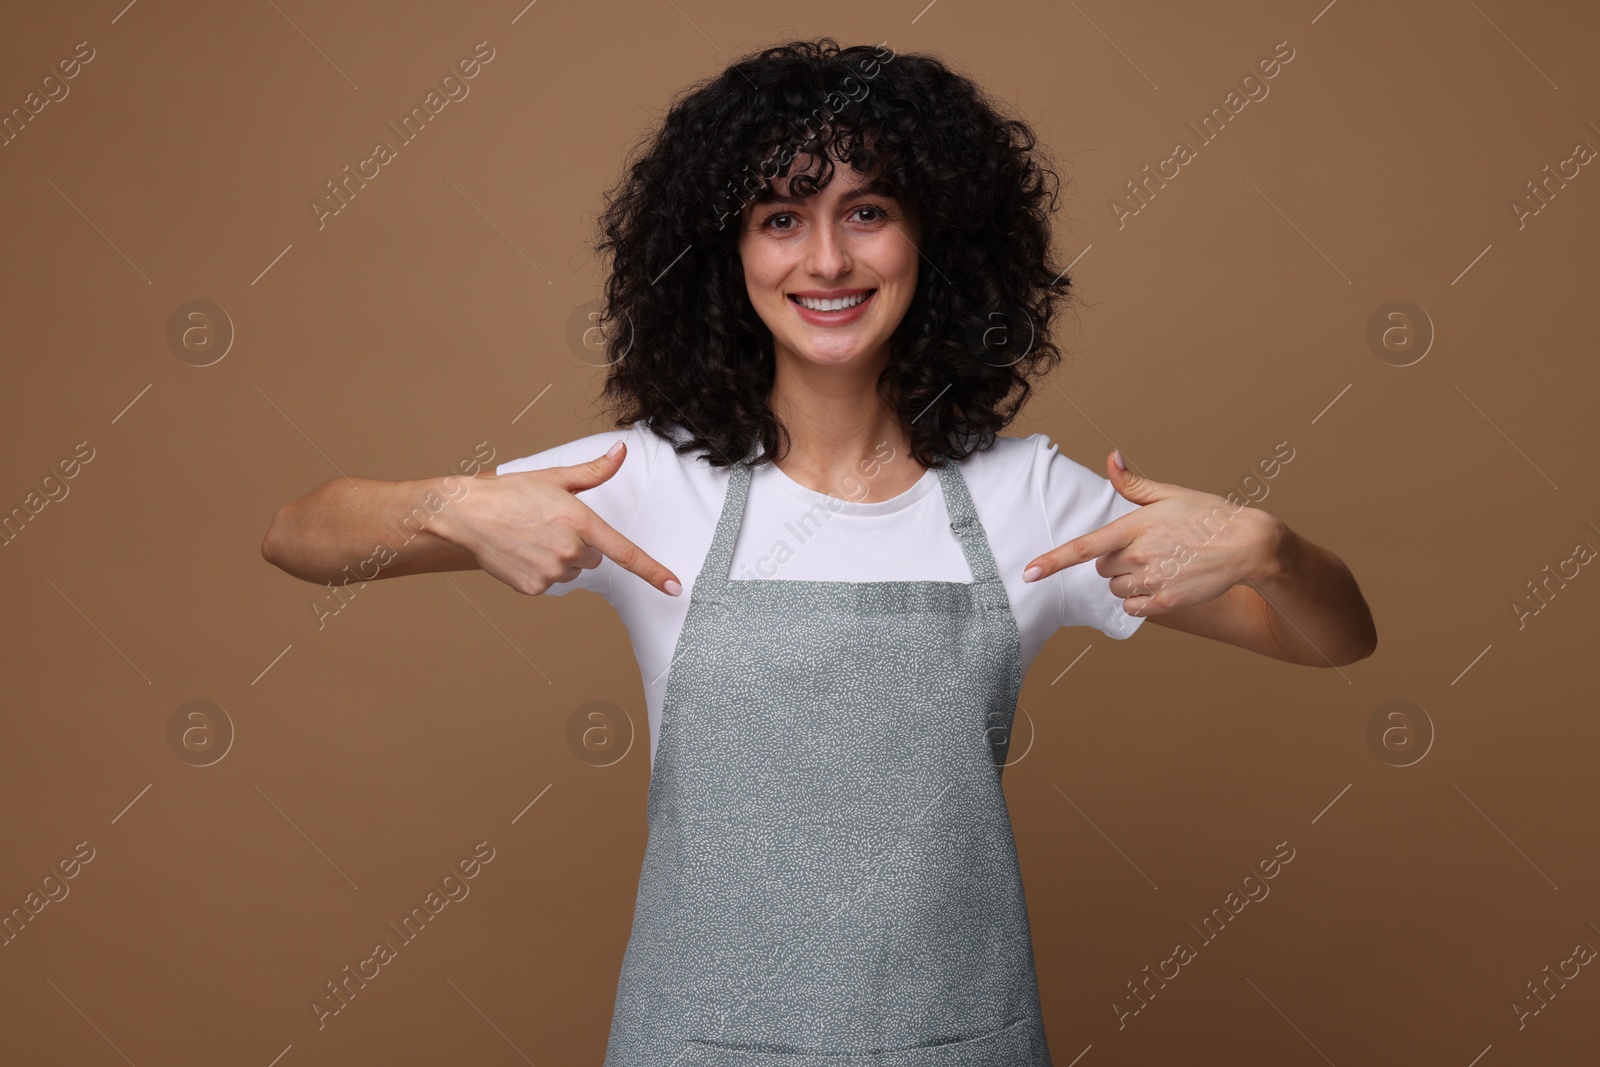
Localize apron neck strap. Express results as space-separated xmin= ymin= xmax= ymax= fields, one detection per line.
xmin=697 ymin=448 xmax=1006 ymax=590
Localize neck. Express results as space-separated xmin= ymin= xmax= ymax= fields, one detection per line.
xmin=765 ymin=344 xmax=920 ymax=498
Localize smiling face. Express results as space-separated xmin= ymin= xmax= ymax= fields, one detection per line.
xmin=737 ymin=152 xmax=921 ymax=378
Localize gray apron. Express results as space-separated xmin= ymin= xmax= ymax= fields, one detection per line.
xmin=602 ymin=446 xmax=1053 ymax=1066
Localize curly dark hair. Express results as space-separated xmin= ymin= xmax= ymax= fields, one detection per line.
xmin=591 ymin=37 xmax=1073 ymax=470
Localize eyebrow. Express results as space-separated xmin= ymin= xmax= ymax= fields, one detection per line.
xmin=751 ymin=177 xmax=898 ymax=207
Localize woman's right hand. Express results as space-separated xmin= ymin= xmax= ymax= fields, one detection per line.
xmin=439 ymin=441 xmax=681 ymax=597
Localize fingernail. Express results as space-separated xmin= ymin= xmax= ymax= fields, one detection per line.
xmin=1023 ymin=565 xmax=1043 ymax=582
xmin=606 ymin=440 xmax=624 ymax=459
xmin=664 ymin=578 xmax=682 ymax=596
xmin=1112 ymin=449 xmax=1126 ymax=471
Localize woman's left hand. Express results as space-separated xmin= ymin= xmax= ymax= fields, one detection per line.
xmin=1022 ymin=450 xmax=1285 ymax=618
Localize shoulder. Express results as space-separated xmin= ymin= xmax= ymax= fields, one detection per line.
xmin=640 ymin=419 xmax=728 ymax=484
xmin=959 ymin=430 xmax=1100 ymax=490
xmin=959 ymin=431 xmax=1043 ymax=470
xmin=494 ymin=420 xmax=667 ymax=477
xmin=959 ymin=430 xmax=1122 ymax=531
xmin=953 ymin=433 xmax=1046 ymax=527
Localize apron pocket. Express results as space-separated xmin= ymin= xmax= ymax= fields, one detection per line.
xmin=675 ymin=1016 xmax=1037 ymax=1066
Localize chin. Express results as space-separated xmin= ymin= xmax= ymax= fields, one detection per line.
xmin=790 ymin=347 xmax=884 ymax=370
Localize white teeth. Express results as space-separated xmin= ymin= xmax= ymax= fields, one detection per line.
xmin=795 ymin=292 xmax=868 ymax=311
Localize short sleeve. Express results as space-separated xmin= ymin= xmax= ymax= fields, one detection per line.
xmin=493 ymin=422 xmax=655 ymax=598
xmin=1032 ymin=434 xmax=1147 ymax=640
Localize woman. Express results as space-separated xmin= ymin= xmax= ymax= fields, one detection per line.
xmin=262 ymin=38 xmax=1376 ymax=1065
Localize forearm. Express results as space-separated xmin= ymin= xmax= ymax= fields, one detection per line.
xmin=1250 ymin=522 xmax=1378 ymax=667
xmin=261 ymin=474 xmax=476 ymax=584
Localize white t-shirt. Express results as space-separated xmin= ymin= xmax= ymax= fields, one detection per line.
xmin=496 ymin=421 xmax=1146 ymax=769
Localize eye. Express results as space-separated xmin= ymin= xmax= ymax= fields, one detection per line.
xmin=758 ymin=202 xmax=895 ymax=232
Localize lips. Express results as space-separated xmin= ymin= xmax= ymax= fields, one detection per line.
xmin=787 ymin=288 xmax=877 ymax=327
xmin=788 ymin=288 xmax=876 ymax=311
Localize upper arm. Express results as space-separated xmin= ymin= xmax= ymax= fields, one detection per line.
xmin=1032 ymin=434 xmax=1148 ymax=641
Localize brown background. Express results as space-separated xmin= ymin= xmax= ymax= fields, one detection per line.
xmin=2 ymin=1 xmax=1597 ymax=1064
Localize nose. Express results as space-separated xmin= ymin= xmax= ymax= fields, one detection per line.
xmin=805 ymin=216 xmax=851 ymax=278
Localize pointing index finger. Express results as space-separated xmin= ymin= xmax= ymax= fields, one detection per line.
xmin=575 ymin=505 xmax=682 ymax=596
xmin=1022 ymin=515 xmax=1135 ymax=583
